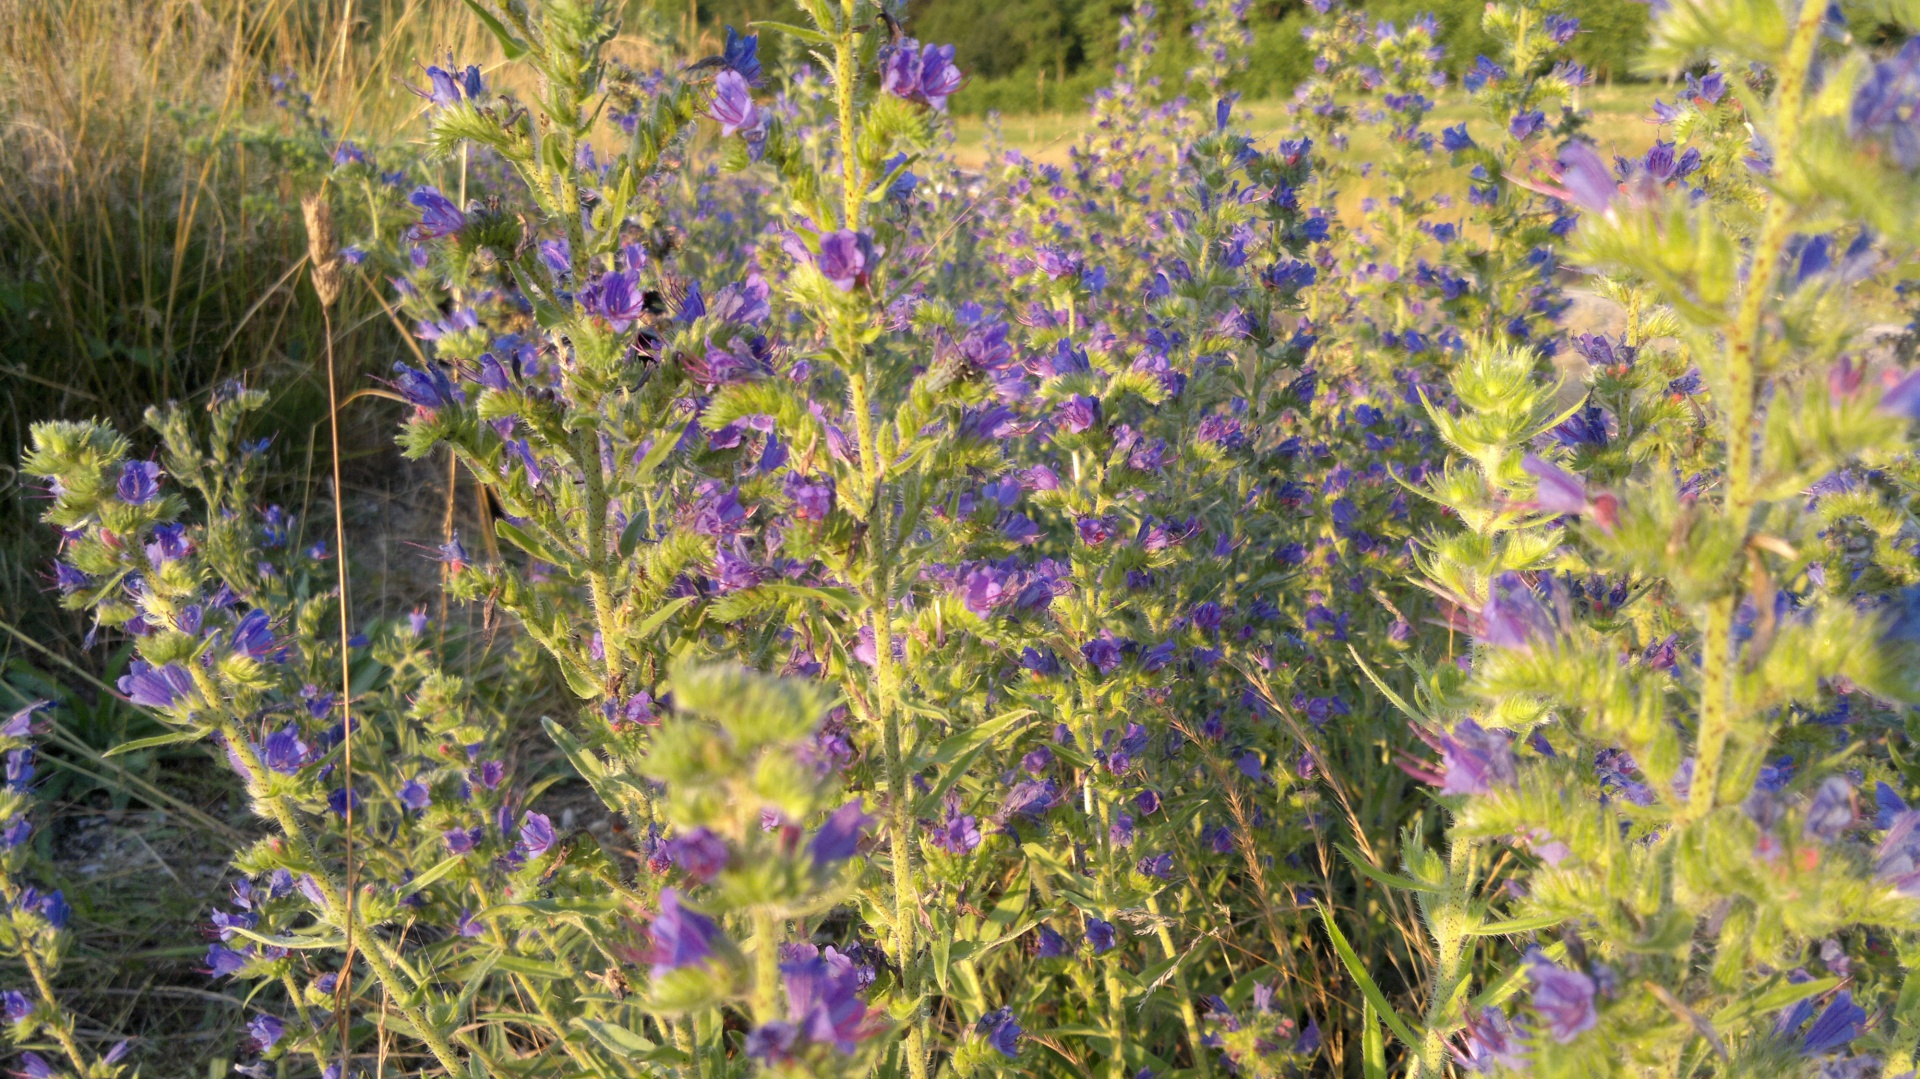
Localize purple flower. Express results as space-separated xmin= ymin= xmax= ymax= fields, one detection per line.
xmin=390 ymin=361 xmax=461 ymax=413
xmin=406 ymin=187 xmax=466 ymax=241
xmin=117 ymin=460 xmax=162 ymax=504
xmin=1522 ymin=454 xmax=1590 ymax=516
xmin=1437 ymin=720 xmax=1518 ymax=796
xmin=580 ymin=269 xmax=648 ymax=332
xmin=1879 ymin=368 xmax=1920 ymax=418
xmin=1544 ymin=14 xmax=1579 ymax=43
xmin=13 ymin=1053 xmax=53 ymax=1079
xmin=1851 ymin=38 xmax=1920 ymax=170
xmin=408 ymin=59 xmax=483 ymax=107
xmin=706 ymin=69 xmax=761 ymax=139
xmin=816 ymin=230 xmax=874 ymax=291
xmin=977 ymin=1007 xmax=1023 ymax=1057
xmin=648 ymin=889 xmax=723 ymax=975
xmin=519 ymin=811 xmax=555 ymax=857
xmin=444 ymin=826 xmax=483 ymax=854
xmin=666 ymin=828 xmax=729 ymax=882
xmin=1058 ymin=395 xmax=1101 ymax=433
xmin=247 ymin=1013 xmax=285 ymax=1051
xmin=721 ymin=26 xmax=761 ymax=84
xmin=1082 ymin=637 xmax=1122 ymax=674
xmin=398 ymin=779 xmax=430 ymax=812
xmin=0 ymin=819 xmax=29 ymax=850
xmin=231 ymin=609 xmax=277 ymax=660
xmin=1480 ymin=572 xmax=1556 ymax=652
xmin=1022 ymin=746 xmax=1053 ymax=773
xmin=1527 ymin=952 xmax=1597 ymax=1043
xmin=998 ymin=779 xmax=1059 ymax=821
xmin=118 ymin=661 xmax=196 ymax=710
xmin=746 ymin=1022 xmax=798 ymax=1063
xmin=929 ymin=809 xmax=983 ymax=854
xmin=1454 ymin=1006 xmax=1528 ymax=1072
xmin=809 ymin=801 xmax=873 ymax=865
xmin=206 ymin=944 xmax=250 ymax=978
xmin=1557 ymin=143 xmax=1617 ymax=214
xmin=1876 ymin=809 xmax=1920 ymax=894
xmin=1802 ymin=990 xmax=1864 ymax=1054
xmin=880 ymin=40 xmax=963 ymax=111
xmin=782 ymin=946 xmax=876 ymax=1051
xmin=260 ymin=725 xmax=309 ymax=775
xmin=1508 ymin=110 xmax=1547 ymax=141
xmin=1085 ymin=917 xmax=1117 ymax=954
xmin=1036 ymin=925 xmax=1071 ymax=958
xmin=1803 ymin=776 xmax=1855 ymax=841
xmin=0 ymin=992 xmax=31 ymax=1024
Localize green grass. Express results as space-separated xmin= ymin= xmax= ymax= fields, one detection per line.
xmin=948 ymin=82 xmax=1670 ymax=171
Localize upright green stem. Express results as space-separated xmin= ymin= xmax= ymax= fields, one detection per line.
xmin=1698 ymin=0 xmax=1824 ymax=816
xmin=1724 ymin=0 xmax=1824 ymax=512
xmin=1416 ymin=836 xmax=1476 ymax=1079
xmin=1689 ymin=596 xmax=1736 ymax=818
xmin=752 ymin=908 xmax=783 ymax=1025
xmin=19 ymin=944 xmax=86 ymax=1074
xmin=574 ymin=427 xmax=623 ymax=685
xmin=834 ymin=0 xmax=861 ymax=231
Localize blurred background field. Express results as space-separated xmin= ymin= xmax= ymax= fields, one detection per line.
xmin=0 ymin=0 xmax=1665 ymax=1069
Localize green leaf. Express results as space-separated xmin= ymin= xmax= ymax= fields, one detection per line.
xmin=1337 ymin=844 xmax=1446 ymax=895
xmin=1318 ymin=905 xmax=1424 ymax=1055
xmin=750 ymin=19 xmax=832 ymax=45
xmin=1363 ymin=998 xmax=1387 ymax=1079
xmin=491 ymin=954 xmax=571 ymax=979
xmin=1468 ymin=912 xmax=1567 ymax=936
xmin=1348 ymin=646 xmax=1428 ymax=725
xmin=629 ymin=596 xmax=696 ymax=644
xmin=618 ymin=512 xmax=652 ymax=558
xmin=458 ymin=0 xmax=529 ymax=59
xmin=104 ymin=729 xmax=205 ymax=757
xmin=915 ymin=709 xmax=1034 ymax=815
xmin=397 ymin=854 xmax=465 ymax=898
xmin=573 ymin=1017 xmax=690 ymax=1062
xmin=223 ymin=925 xmax=348 ymax=951
xmin=495 ymin=519 xmax=578 ymax=572
xmin=756 ymin=581 xmax=858 ymax=612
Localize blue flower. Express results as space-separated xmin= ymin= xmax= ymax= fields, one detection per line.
xmin=809 ymin=801 xmax=873 ymax=865
xmin=117 ymin=460 xmax=162 ymax=504
xmin=721 ymin=26 xmax=761 ymax=85
xmin=260 ymin=726 xmax=309 ymax=775
xmin=1526 ymin=951 xmax=1597 ymax=1043
xmin=707 ymin=69 xmax=763 ymax=141
xmin=246 ymin=1013 xmax=285 ymax=1051
xmin=816 ymin=230 xmax=874 ymax=291
xmin=406 ymin=187 xmax=466 ymax=241
xmin=231 ymin=610 xmax=278 ymax=660
xmin=0 ymin=991 xmax=31 ymax=1024
xmin=647 ymin=888 xmax=724 ymax=976
xmin=118 ymin=661 xmax=196 ymax=710
xmin=519 ymin=811 xmax=555 ymax=857
xmin=1085 ymin=917 xmax=1117 ymax=954
xmin=976 ymin=1007 xmax=1023 ymax=1057
xmin=781 ymin=946 xmax=875 ymax=1052
xmin=1801 ymin=990 xmax=1864 ymax=1054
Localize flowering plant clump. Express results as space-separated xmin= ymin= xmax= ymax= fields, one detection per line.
xmin=22 ymin=0 xmax=1920 ymax=1075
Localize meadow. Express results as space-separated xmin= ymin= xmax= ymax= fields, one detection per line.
xmin=3 ymin=0 xmax=1920 ymax=1077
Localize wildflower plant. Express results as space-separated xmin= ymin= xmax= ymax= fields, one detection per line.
xmin=1378 ymin=1 xmax=1920 ymax=1075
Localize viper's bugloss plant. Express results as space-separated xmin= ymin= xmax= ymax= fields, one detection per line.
xmin=1377 ymin=0 xmax=1920 ymax=1075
